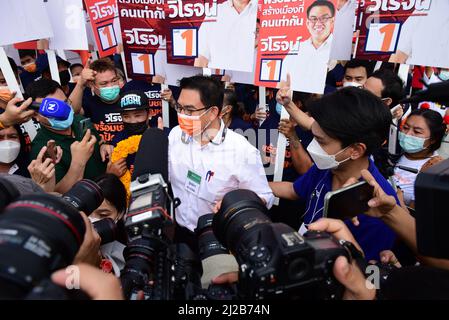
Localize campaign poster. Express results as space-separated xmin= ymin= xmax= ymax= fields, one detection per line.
xmin=254 ymin=0 xmax=338 ymax=94
xmin=164 ymin=0 xmax=258 ymax=72
xmin=355 ymin=0 xmax=449 ymax=68
xmin=329 ymin=0 xmax=357 ymax=60
xmin=85 ymin=0 xmax=121 ymax=57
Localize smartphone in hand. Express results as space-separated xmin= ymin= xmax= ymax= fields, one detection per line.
xmin=43 ymin=140 xmax=57 ymax=163
xmin=323 ymin=181 xmax=374 ymax=220
xmin=77 ymin=118 xmax=92 ymax=140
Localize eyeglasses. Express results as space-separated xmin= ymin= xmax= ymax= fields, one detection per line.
xmin=174 ymin=102 xmax=209 ymax=116
xmin=307 ymin=15 xmax=333 ymax=25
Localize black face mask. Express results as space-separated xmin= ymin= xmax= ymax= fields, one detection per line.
xmin=124 ymin=121 xmax=148 ymax=136
xmin=59 ymin=70 xmax=71 ymax=86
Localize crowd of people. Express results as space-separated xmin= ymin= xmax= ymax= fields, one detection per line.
xmin=1 ymin=49 xmax=449 ymax=300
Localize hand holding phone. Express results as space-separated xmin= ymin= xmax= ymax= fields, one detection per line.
xmin=43 ymin=140 xmax=57 ymax=163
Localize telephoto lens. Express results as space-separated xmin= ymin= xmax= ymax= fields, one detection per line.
xmin=62 ymin=179 xmax=104 ymax=215
xmin=92 ymin=218 xmax=118 ymax=245
xmin=195 ymin=214 xmax=229 ymax=260
xmin=0 ymin=194 xmax=86 ymax=299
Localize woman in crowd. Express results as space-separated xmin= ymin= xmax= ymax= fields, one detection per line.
xmin=221 ymin=89 xmax=252 ymax=131
xmin=0 ymin=125 xmax=30 ymax=177
xmin=394 ymin=108 xmax=445 ymax=208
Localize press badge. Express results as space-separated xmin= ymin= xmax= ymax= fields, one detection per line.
xmin=185 ymin=170 xmax=201 ymax=195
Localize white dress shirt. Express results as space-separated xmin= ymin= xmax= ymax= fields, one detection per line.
xmin=330 ymin=0 xmax=357 ymax=60
xmin=198 ymin=0 xmax=258 ymax=72
xmin=168 ymin=120 xmax=274 ymax=231
xmin=281 ymin=34 xmax=334 ymax=94
xmin=396 ymin=1 xmax=449 ymax=68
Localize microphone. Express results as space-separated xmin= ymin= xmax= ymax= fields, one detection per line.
xmin=132 ymin=128 xmax=169 ymax=182
xmin=400 ymin=80 xmax=449 ymax=106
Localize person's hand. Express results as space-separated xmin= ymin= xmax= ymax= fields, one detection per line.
xmin=157 ymin=116 xmax=164 ymax=130
xmin=278 ymin=118 xmax=297 ymax=139
xmin=28 ymin=146 xmax=56 ymax=192
xmin=99 ymin=143 xmax=114 ymax=162
xmin=73 ymin=212 xmax=101 ymax=267
xmin=308 ymin=218 xmax=376 ymax=300
xmin=212 ymin=272 xmax=239 ymax=285
xmin=106 ymin=158 xmax=127 ymax=177
xmin=276 ymin=73 xmax=292 ymax=106
xmin=362 ymin=169 xmax=397 ymax=218
xmin=252 ymin=106 xmax=267 ymax=121
xmin=160 ymin=88 xmax=174 ymax=104
xmin=0 ymin=96 xmax=35 ymax=126
xmin=78 ymin=59 xmax=97 ymax=87
xmin=51 ymin=263 xmax=124 ymax=300
xmin=70 ymin=129 xmax=97 ymax=166
xmin=392 ymin=106 xmax=404 ymax=120
xmin=378 ymin=250 xmax=401 ymax=268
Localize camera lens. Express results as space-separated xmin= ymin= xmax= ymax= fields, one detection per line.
xmin=92 ymin=218 xmax=117 ymax=245
xmin=195 ymin=214 xmax=228 ymax=260
xmin=0 ymin=194 xmax=86 ymax=299
xmin=213 ymin=189 xmax=271 ymax=251
xmin=62 ymin=179 xmax=104 ymax=215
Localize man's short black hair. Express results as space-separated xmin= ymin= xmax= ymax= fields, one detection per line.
xmin=307 ymin=0 xmax=335 ymax=17
xmin=25 ymin=79 xmax=63 ymax=100
xmin=344 ymin=59 xmax=373 ymax=77
xmin=179 ymin=75 xmax=224 ymax=111
xmin=18 ymin=49 xmax=36 ymax=60
xmin=308 ymin=87 xmax=392 ymax=155
xmin=370 ymin=68 xmax=404 ymax=107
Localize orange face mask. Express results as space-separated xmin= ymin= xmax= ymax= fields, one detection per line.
xmin=23 ymin=62 xmax=37 ymax=73
xmin=0 ymin=87 xmax=14 ymax=104
xmin=177 ymin=109 xmax=209 ymax=137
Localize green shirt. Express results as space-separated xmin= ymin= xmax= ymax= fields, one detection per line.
xmin=31 ymin=114 xmax=106 ymax=183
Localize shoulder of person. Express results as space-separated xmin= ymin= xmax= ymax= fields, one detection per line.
xmin=168 ymin=125 xmax=182 ymax=141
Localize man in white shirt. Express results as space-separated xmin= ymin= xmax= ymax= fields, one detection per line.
xmin=330 ymin=0 xmax=357 ymax=60
xmin=168 ymin=75 xmax=274 ymax=252
xmin=280 ymin=0 xmax=336 ymax=94
xmin=389 ymin=1 xmax=449 ymax=68
xmin=194 ymin=0 xmax=258 ymax=72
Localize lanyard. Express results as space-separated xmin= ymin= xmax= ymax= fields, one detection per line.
xmin=302 ymin=171 xmax=330 ymax=226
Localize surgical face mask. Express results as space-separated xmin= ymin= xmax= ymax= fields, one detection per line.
xmin=343 ymin=81 xmax=363 ymax=88
xmin=438 ymin=70 xmax=449 ymax=82
xmin=23 ymin=62 xmax=37 ymax=73
xmin=98 ymin=85 xmax=120 ymax=102
xmin=398 ymin=131 xmax=429 ymax=153
xmin=306 ymin=138 xmax=351 ymax=170
xmin=0 ymin=140 xmax=21 ymax=164
xmin=0 ymin=86 xmax=14 ymax=103
xmin=275 ymin=103 xmax=283 ymax=116
xmin=124 ymin=121 xmax=148 ymax=136
xmin=48 ymin=107 xmax=74 ymax=130
xmin=177 ymin=109 xmax=210 ymax=137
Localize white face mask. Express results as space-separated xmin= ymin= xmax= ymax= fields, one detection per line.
xmin=342 ymin=81 xmax=363 ymax=88
xmin=0 ymin=140 xmax=20 ymax=164
xmin=306 ymin=138 xmax=351 ymax=170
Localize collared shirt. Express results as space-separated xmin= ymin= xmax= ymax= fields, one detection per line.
xmin=330 ymin=0 xmax=357 ymax=60
xmin=198 ymin=0 xmax=258 ymax=72
xmin=30 ymin=114 xmax=106 ymax=183
xmin=293 ymin=159 xmax=398 ymax=261
xmin=168 ymin=120 xmax=274 ymax=231
xmin=397 ymin=1 xmax=449 ymax=68
xmin=281 ymin=34 xmax=334 ymax=94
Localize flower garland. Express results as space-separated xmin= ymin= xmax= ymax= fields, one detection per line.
xmin=111 ymin=135 xmax=142 ymax=198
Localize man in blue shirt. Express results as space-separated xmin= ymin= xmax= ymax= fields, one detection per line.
xmin=270 ymin=87 xmax=398 ymax=261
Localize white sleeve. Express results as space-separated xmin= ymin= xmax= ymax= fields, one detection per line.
xmin=238 ymin=144 xmax=275 ymax=209
xmin=198 ymin=23 xmax=211 ymax=60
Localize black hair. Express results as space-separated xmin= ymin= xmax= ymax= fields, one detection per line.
xmin=93 ymin=174 xmax=127 ymax=218
xmin=18 ymin=49 xmax=36 ymax=60
xmin=370 ymin=68 xmax=404 ymax=107
xmin=25 ymin=79 xmax=63 ymax=100
xmin=307 ymin=0 xmax=335 ymax=17
xmin=292 ymin=91 xmax=318 ymax=112
xmin=308 ymin=87 xmax=392 ymax=155
xmin=406 ymin=109 xmax=446 ymax=152
xmin=344 ymin=59 xmax=372 ymax=78
xmin=69 ymin=63 xmax=84 ymax=72
xmin=179 ymin=75 xmax=224 ymax=111
xmin=223 ymin=89 xmax=244 ymax=118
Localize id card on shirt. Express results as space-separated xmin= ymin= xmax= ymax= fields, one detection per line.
xmin=299 ymin=223 xmax=308 ymax=236
xmin=185 ymin=170 xmax=201 ymax=195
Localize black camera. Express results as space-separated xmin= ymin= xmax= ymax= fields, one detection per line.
xmin=213 ymin=189 xmax=353 ymax=300
xmin=195 ymin=214 xmax=229 ymax=260
xmin=0 ymin=194 xmax=86 ymax=299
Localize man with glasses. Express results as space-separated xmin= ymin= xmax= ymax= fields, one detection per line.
xmin=280 ymin=0 xmax=335 ymax=94
xmin=168 ymin=75 xmax=274 ymax=253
